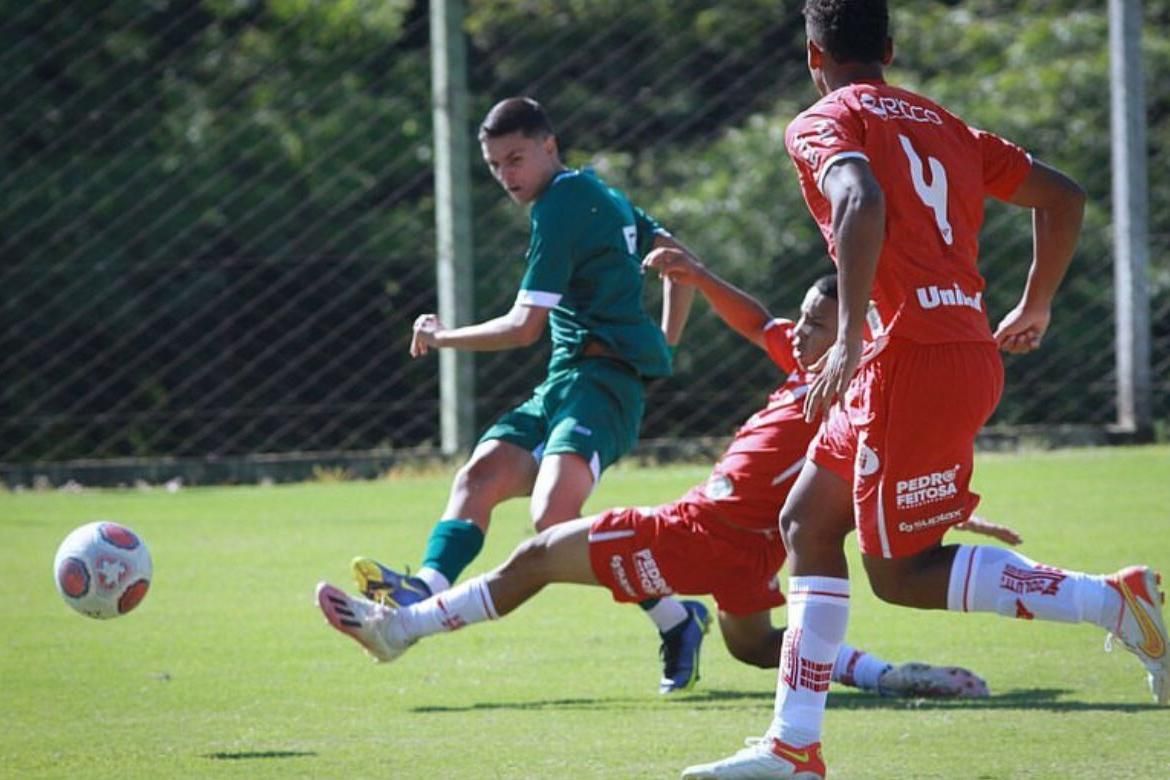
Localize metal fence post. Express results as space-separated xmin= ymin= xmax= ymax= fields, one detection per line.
xmin=1109 ymin=0 xmax=1153 ymax=436
xmin=431 ymin=0 xmax=477 ymax=454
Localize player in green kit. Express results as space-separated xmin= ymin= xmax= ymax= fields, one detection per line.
xmin=351 ymin=97 xmax=710 ymax=692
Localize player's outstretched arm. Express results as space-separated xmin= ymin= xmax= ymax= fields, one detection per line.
xmin=409 ymin=303 xmax=549 ymax=357
xmin=650 ymin=234 xmax=698 ymax=347
xmin=642 ymin=246 xmax=773 ymax=350
xmin=994 ymin=160 xmax=1086 ymax=355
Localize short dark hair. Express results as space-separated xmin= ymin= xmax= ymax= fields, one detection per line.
xmin=813 ymin=273 xmax=838 ymax=300
xmin=478 ymin=97 xmax=555 ymax=141
xmin=803 ymin=0 xmax=889 ymax=64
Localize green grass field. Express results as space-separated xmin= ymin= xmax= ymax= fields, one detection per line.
xmin=3 ymin=446 xmax=1169 ymax=779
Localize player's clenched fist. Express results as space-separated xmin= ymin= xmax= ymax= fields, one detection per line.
xmin=410 ymin=313 xmax=445 ymax=357
xmin=993 ymin=303 xmax=1051 ymax=355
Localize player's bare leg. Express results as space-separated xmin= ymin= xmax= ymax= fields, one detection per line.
xmin=355 ymin=440 xmax=538 ymax=606
xmin=442 ymin=439 xmax=540 ymax=532
xmin=718 ymin=609 xmax=784 ymax=668
xmin=781 ymin=464 xmax=855 ymax=578
xmin=529 ymin=452 xmax=595 ymax=531
xmin=485 ymin=517 xmax=598 ymax=614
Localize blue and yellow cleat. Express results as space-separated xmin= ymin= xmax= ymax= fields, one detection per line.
xmin=659 ymin=599 xmax=712 ymax=694
xmin=351 ymin=557 xmax=433 ymax=607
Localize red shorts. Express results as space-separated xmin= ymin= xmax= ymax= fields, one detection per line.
xmin=810 ymin=339 xmax=1003 ymax=558
xmin=587 ymin=501 xmax=787 ymax=615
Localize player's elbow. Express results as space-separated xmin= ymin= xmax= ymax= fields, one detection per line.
xmin=850 ymin=178 xmax=885 ymax=219
xmin=1063 ymin=178 xmax=1087 ymax=216
xmin=514 ymin=320 xmax=544 ymax=347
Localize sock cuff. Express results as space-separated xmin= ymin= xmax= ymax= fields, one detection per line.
xmin=789 ymin=575 xmax=850 ymax=602
xmin=947 ymin=544 xmax=980 ymax=612
xmin=434 ymin=518 xmax=485 ymax=540
xmin=467 ymin=575 xmax=499 ymax=620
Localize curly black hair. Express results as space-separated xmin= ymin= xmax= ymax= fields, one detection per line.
xmin=803 ymin=0 xmax=889 ymax=64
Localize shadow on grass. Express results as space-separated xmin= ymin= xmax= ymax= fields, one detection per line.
xmin=205 ymin=750 xmax=317 ymax=760
xmin=824 ymin=687 xmax=1161 ymax=713
xmin=412 ymin=687 xmax=1162 ymax=714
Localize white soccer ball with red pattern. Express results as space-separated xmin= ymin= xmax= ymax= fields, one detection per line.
xmin=53 ymin=522 xmax=152 ymax=619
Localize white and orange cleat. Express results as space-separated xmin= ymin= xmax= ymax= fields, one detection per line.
xmin=1105 ymin=566 xmax=1169 ymax=704
xmin=681 ymin=738 xmax=825 ymax=779
xmin=316 ymin=582 xmax=413 ymax=664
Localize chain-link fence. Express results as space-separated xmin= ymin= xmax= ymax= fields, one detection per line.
xmin=2 ymin=1 xmax=1167 ymax=484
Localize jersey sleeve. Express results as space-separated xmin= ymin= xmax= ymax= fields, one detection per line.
xmin=518 ymin=190 xmax=579 ymax=308
xmin=785 ymin=100 xmax=868 ymax=195
xmin=973 ymin=127 xmax=1033 ymax=201
xmin=633 ymin=205 xmax=669 ymax=256
xmin=763 ymin=318 xmax=799 ymax=374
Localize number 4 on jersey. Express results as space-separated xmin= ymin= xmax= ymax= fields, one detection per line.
xmin=898 ymin=134 xmax=953 ymax=246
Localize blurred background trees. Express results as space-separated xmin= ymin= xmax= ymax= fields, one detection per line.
xmin=2 ymin=1 xmax=1166 ymax=465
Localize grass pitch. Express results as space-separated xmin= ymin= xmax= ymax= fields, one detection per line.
xmin=3 ymin=446 xmax=1169 ymax=779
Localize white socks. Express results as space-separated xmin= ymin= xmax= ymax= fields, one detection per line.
xmin=770 ymin=576 xmax=851 ymax=746
xmin=415 ymin=566 xmax=451 ymax=596
xmin=832 ymin=643 xmax=891 ymax=692
xmin=947 ymin=545 xmax=1120 ymax=628
xmin=395 ymin=574 xmax=498 ymax=642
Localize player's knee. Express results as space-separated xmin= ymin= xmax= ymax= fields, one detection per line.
xmin=780 ymin=505 xmax=851 ymax=557
xmin=779 ymin=506 xmax=818 ymax=553
xmin=452 ymin=457 xmax=506 ymax=501
xmin=530 ymin=501 xmax=580 ymax=533
xmin=530 ymin=511 xmax=565 ymax=533
xmin=778 ymin=505 xmax=798 ymax=546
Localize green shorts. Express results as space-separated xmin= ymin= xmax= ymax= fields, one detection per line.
xmin=479 ymin=358 xmax=645 ymax=480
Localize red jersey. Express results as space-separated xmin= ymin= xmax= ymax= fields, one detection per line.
xmin=680 ymin=319 xmax=821 ymax=531
xmin=785 ymin=80 xmax=1033 ymax=345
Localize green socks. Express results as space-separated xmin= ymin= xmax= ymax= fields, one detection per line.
xmin=421 ymin=519 xmax=486 ymax=585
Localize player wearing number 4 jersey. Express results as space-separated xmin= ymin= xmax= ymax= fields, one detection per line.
xmin=683 ymin=1 xmax=1170 ymax=778
xmin=318 ymin=269 xmax=1012 ymax=702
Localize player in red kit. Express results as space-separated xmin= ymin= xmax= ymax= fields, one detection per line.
xmin=682 ymin=1 xmax=1169 ymax=778
xmin=316 ymin=261 xmax=1015 ymax=699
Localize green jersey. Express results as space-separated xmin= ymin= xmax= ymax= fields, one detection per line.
xmin=518 ymin=168 xmax=672 ymax=378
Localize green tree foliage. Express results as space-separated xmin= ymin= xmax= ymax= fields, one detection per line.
xmin=1 ymin=1 xmax=1165 ymax=463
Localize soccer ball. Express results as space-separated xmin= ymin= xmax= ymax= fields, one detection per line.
xmin=53 ymin=521 xmax=152 ymax=619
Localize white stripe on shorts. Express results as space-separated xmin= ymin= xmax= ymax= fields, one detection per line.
xmin=588 ymin=529 xmax=636 ymax=543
